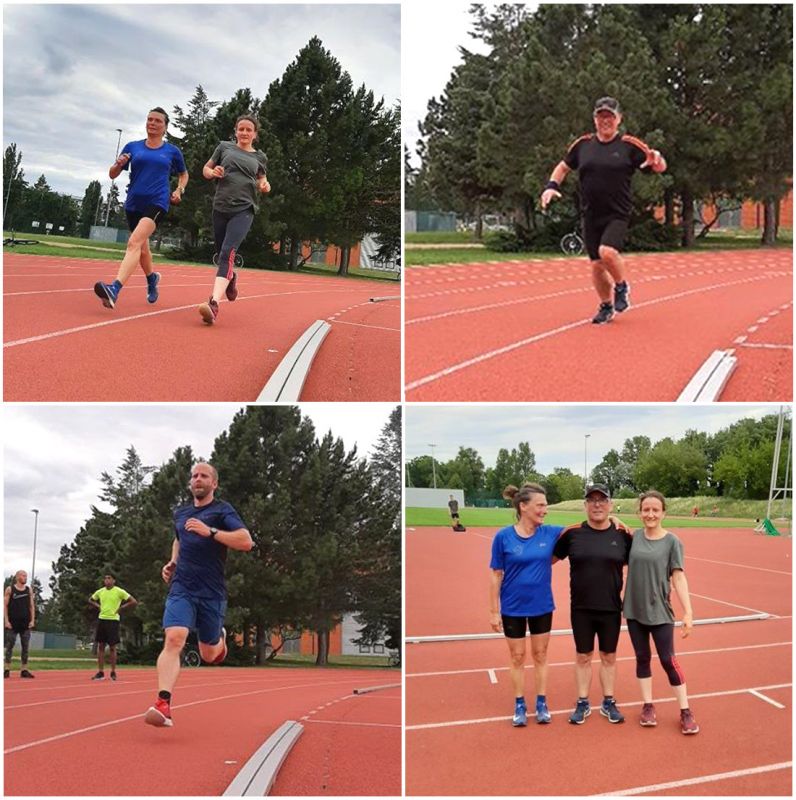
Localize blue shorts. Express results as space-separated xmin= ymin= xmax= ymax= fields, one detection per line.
xmin=163 ymin=593 xmax=227 ymax=644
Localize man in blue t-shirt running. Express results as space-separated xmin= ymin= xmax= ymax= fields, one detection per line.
xmin=144 ymin=461 xmax=253 ymax=728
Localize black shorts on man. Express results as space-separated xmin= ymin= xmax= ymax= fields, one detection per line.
xmin=95 ymin=619 xmax=121 ymax=646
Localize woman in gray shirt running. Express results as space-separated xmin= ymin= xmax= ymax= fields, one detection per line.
xmin=199 ymin=115 xmax=270 ymax=325
xmin=623 ymin=490 xmax=699 ymax=735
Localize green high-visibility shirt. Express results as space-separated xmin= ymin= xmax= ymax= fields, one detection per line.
xmin=90 ymin=586 xmax=130 ymax=620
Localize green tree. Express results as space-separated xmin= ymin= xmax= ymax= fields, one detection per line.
xmin=2 ymin=143 xmax=27 ymax=229
xmin=634 ymin=439 xmax=708 ymax=497
xmin=78 ymin=180 xmax=103 ymax=237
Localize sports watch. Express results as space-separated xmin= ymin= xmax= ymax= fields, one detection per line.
xmin=209 ymin=527 xmax=219 ymax=539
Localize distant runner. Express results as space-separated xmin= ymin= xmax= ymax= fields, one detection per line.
xmin=4 ymin=570 xmax=35 ymax=679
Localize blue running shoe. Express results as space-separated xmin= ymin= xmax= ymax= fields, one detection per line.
xmin=614 ymin=281 xmax=631 ymax=313
xmin=569 ymin=699 xmax=591 ymax=724
xmin=600 ymin=698 xmax=625 ymax=724
xmin=146 ymin=272 xmax=160 ymax=304
xmin=592 ymin=302 xmax=614 ymax=324
xmin=512 ymin=700 xmax=527 ymax=727
xmin=536 ymin=700 xmax=552 ymax=724
xmin=94 ymin=281 xmax=119 ymax=309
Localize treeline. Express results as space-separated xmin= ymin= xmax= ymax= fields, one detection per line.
xmin=406 ymin=414 xmax=790 ymax=503
xmin=408 ymin=4 xmax=792 ymax=248
xmin=43 ymin=406 xmax=401 ymax=665
xmin=4 ymin=37 xmax=400 ymax=274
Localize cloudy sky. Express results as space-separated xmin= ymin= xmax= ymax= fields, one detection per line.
xmin=406 ymin=404 xmax=787 ymax=476
xmin=3 ymin=403 xmax=396 ymax=594
xmin=3 ymin=3 xmax=400 ymax=197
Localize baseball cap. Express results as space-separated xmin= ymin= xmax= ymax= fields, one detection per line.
xmin=593 ymin=97 xmax=620 ymax=116
xmin=584 ymin=483 xmax=611 ymax=499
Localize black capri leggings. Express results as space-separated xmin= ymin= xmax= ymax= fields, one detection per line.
xmin=5 ymin=627 xmax=31 ymax=664
xmin=213 ymin=208 xmax=255 ymax=279
xmin=626 ymin=618 xmax=686 ymax=686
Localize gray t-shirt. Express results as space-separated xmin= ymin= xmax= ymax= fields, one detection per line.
xmin=210 ymin=141 xmax=268 ymax=213
xmin=622 ymin=530 xmax=684 ymax=625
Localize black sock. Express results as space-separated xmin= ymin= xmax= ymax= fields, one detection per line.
xmin=158 ymin=690 xmax=171 ymax=702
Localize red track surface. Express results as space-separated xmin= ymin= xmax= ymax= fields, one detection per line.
xmin=405 ymin=249 xmax=793 ymax=401
xmin=406 ymin=526 xmax=792 ymax=795
xmin=3 ymin=255 xmax=400 ymax=401
xmin=4 ymin=667 xmax=400 ymax=796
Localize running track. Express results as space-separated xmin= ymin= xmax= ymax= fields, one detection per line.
xmin=4 ymin=667 xmax=400 ymax=796
xmin=3 ymin=255 xmax=400 ymax=401
xmin=405 ymin=249 xmax=792 ymax=401
xmin=406 ymin=526 xmax=792 ymax=795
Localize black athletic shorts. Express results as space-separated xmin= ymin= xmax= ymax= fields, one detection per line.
xmin=571 ymin=608 xmax=622 ymax=654
xmin=95 ymin=619 xmax=121 ymax=646
xmin=502 ymin=612 xmax=553 ymax=639
xmin=450 ymin=512 xmax=460 ymax=520
xmin=583 ymin=217 xmax=629 ymax=261
xmin=126 ymin=205 xmax=168 ymax=232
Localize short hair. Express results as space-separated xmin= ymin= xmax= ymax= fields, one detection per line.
xmin=14 ymin=570 xmax=27 ymax=582
xmin=502 ymin=482 xmax=546 ymax=519
xmin=638 ymin=489 xmax=667 ymax=511
xmin=192 ymin=461 xmax=219 ymax=482
xmin=149 ymin=107 xmax=169 ymax=126
xmin=104 ymin=573 xmax=115 ymax=580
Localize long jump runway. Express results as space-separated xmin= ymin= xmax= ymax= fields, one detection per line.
xmin=405 ymin=526 xmax=792 ymax=796
xmin=405 ymin=249 xmax=792 ymax=401
xmin=4 ymin=667 xmax=401 ymax=796
xmin=3 ymin=255 xmax=400 ymax=401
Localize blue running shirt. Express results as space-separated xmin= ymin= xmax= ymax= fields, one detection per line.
xmin=170 ymin=499 xmax=246 ymax=601
xmin=120 ymin=140 xmax=187 ymax=212
xmin=490 ymin=524 xmax=563 ymax=616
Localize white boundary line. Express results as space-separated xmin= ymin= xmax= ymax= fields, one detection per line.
xmin=487 ymin=669 xmax=498 ymax=684
xmin=749 ymin=689 xmax=787 ymax=709
xmin=689 ymin=591 xmax=773 ymax=616
xmin=596 ymin=761 xmax=792 ymax=796
xmin=688 ymin=555 xmax=792 ymax=576
xmin=304 ymin=719 xmax=401 ymax=728
xmin=328 ymin=318 xmax=400 ymax=332
xmin=406 ymin=682 xmax=791 ymax=730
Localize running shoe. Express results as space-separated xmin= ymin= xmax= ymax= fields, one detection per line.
xmin=512 ymin=700 xmax=528 ymax=727
xmin=146 ymin=272 xmax=161 ymax=304
xmin=144 ymin=697 xmax=173 ymax=728
xmin=110 ymin=671 xmax=117 ymax=681
xmin=20 ymin=669 xmax=35 ymax=678
xmin=680 ymin=708 xmax=699 ymax=735
xmin=209 ymin=627 xmax=227 ymax=665
xmin=639 ymin=703 xmax=657 ymax=727
xmin=198 ymin=298 xmax=219 ymax=325
xmin=569 ymin=699 xmax=591 ymax=724
xmin=592 ymin=302 xmax=615 ymax=325
xmin=91 ymin=671 xmax=105 ymax=680
xmin=600 ymin=698 xmax=625 ymax=724
xmin=535 ymin=700 xmax=552 ymax=724
xmin=613 ymin=281 xmax=631 ymax=313
xmin=3 ymin=669 xmax=9 ymax=679
xmin=94 ymin=281 xmax=119 ymax=309
xmin=226 ymin=271 xmax=238 ymax=302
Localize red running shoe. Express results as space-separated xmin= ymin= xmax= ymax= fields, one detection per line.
xmin=209 ymin=627 xmax=227 ymax=665
xmin=144 ymin=697 xmax=173 ymax=727
xmin=680 ymin=708 xmax=699 ymax=735
xmin=639 ymin=703 xmax=657 ymax=727
xmin=198 ymin=298 xmax=219 ymax=325
xmin=225 ymin=271 xmax=238 ymax=302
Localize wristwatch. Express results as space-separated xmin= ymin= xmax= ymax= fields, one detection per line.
xmin=209 ymin=527 xmax=218 ymax=539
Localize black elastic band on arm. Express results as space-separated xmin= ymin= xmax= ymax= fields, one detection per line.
xmin=545 ymin=180 xmax=560 ymax=191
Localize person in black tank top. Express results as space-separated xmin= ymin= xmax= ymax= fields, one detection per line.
xmin=4 ymin=570 xmax=35 ymax=678
xmin=540 ymin=97 xmax=667 ymax=325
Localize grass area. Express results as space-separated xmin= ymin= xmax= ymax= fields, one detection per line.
xmin=4 ymin=231 xmax=129 ymax=251
xmin=406 ymin=231 xmax=481 ymax=245
xmin=405 ymin=506 xmax=771 ymax=529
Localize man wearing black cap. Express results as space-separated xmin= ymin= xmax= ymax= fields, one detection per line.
xmin=541 ymin=97 xmax=667 ymax=324
xmin=553 ymin=484 xmax=633 ymax=725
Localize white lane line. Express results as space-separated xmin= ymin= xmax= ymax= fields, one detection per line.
xmin=327 ymin=319 xmax=400 ymax=332
xmin=597 ymin=761 xmax=792 ymax=796
xmin=749 ymin=689 xmax=787 ymax=709
xmin=689 ymin=591 xmax=772 ymax=616
xmin=687 ymin=556 xmax=791 ymax=576
xmin=406 ymin=683 xmax=791 ymax=730
xmin=406 ymin=641 xmax=791 ymax=679
xmin=738 ymin=342 xmax=793 ymax=350
xmin=406 ymin=274 xmax=789 ymax=392
xmin=304 ymin=719 xmax=401 ymax=728
xmin=487 ymin=669 xmax=497 ymax=685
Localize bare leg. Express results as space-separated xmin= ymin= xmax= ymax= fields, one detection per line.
xmin=599 ymin=651 xmax=617 ymax=696
xmin=506 ymin=638 xmax=527 ymax=698
xmin=575 ymin=651 xmax=593 ymax=698
xmin=198 ymin=632 xmax=225 ymax=664
xmin=530 ymin=633 xmax=550 ymax=696
xmin=115 ymin=218 xmax=157 ymax=285
xmin=139 ymin=238 xmax=155 ymax=277
xmin=157 ymin=627 xmax=188 ymax=693
xmin=97 ymin=645 xmax=105 ymax=672
xmin=597 ymin=245 xmax=626 ymax=285
xmin=109 ymin=645 xmax=117 ymax=671
xmin=590 ymin=259 xmax=613 ymax=303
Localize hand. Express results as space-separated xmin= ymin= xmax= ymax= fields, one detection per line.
xmin=170 ymin=188 xmax=183 ymax=205
xmin=259 ymin=179 xmax=271 ymax=194
xmin=115 ymin=153 xmax=131 ymax=168
xmin=641 ymin=149 xmax=662 ymax=170
xmin=211 ymin=165 xmax=225 ymax=179
xmin=28 ymin=621 xmax=34 ymax=629
xmin=489 ymin=612 xmax=503 ymax=633
xmin=185 ymin=518 xmax=211 ymax=537
xmin=681 ymin=612 xmax=693 ymax=638
xmin=4 ymin=621 xmax=11 ymax=630
xmin=540 ymin=188 xmax=561 ymax=209
xmin=162 ymin=560 xmax=176 ymax=583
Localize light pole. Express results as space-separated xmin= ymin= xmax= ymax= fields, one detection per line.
xmin=584 ymin=434 xmax=591 ymax=489
xmin=103 ymin=128 xmax=123 ymax=227
xmin=429 ymin=444 xmax=438 ymax=489
xmin=30 ymin=509 xmax=40 ymax=587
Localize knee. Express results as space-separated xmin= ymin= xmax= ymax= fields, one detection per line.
xmin=598 ymin=245 xmax=618 ymax=262
xmin=600 ymin=652 xmax=616 ymax=666
xmin=164 ymin=630 xmax=188 ymax=651
xmin=509 ymin=650 xmax=526 ymax=668
xmin=530 ymin=648 xmax=547 ymax=667
xmin=575 ymin=652 xmax=593 ymax=666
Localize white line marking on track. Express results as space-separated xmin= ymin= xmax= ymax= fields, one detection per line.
xmin=748 ymin=689 xmax=787 ymax=709
xmin=487 ymin=669 xmax=497 ymax=684
xmin=596 ymin=761 xmax=792 ymax=796
xmin=689 ymin=591 xmax=772 ymax=616
xmin=687 ymin=556 xmax=791 ymax=576
xmin=304 ymin=719 xmax=401 ymax=728
xmin=738 ymin=342 xmax=793 ymax=350
xmin=406 ymin=683 xmax=791 ymax=730
xmin=327 ymin=319 xmax=400 ymax=332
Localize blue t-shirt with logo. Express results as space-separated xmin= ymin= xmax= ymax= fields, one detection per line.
xmin=490 ymin=524 xmax=563 ymax=616
xmin=120 ymin=139 xmax=187 ymax=212
xmin=170 ymin=499 xmax=246 ymax=601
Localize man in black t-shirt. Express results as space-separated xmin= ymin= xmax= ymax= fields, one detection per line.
xmin=553 ymin=484 xmax=632 ymax=725
xmin=541 ymin=97 xmax=667 ymax=324
xmin=4 ymin=570 xmax=35 ymax=679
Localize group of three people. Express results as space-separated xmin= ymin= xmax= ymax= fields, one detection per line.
xmin=93 ymin=107 xmax=270 ymax=326
xmin=489 ymin=482 xmax=699 ymax=734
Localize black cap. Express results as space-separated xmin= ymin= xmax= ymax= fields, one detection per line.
xmin=584 ymin=484 xmax=611 ymax=499
xmin=593 ymin=97 xmax=620 ymax=116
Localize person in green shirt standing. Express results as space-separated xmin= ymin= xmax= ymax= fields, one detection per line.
xmin=89 ymin=574 xmax=137 ymax=681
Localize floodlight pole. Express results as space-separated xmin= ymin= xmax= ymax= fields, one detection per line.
xmin=584 ymin=434 xmax=591 ymax=488
xmin=103 ymin=129 xmax=123 ymax=227
xmin=30 ymin=509 xmax=40 ymax=588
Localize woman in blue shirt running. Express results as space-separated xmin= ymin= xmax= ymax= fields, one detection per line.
xmin=94 ymin=107 xmax=188 ymax=309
